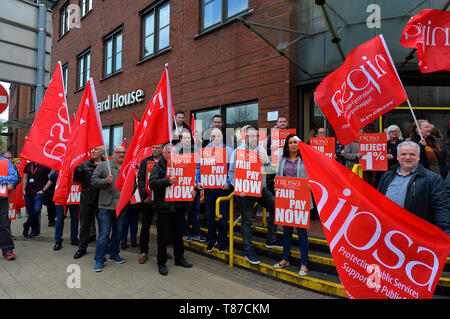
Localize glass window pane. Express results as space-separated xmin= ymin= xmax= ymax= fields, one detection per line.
xmin=144 ymin=35 xmax=154 ymax=56
xmin=115 ymin=52 xmax=121 ymax=71
xmin=144 ymin=13 xmax=155 ymax=36
xmin=115 ymin=34 xmax=122 ymax=53
xmin=158 ymin=3 xmax=170 ymax=27
xmin=194 ymin=108 xmax=220 ymax=141
xmin=102 ymin=127 xmax=110 ymax=155
xmin=106 ymin=57 xmax=112 ymax=75
xmin=227 ymin=0 xmax=248 ymax=18
xmin=106 ymin=40 xmax=112 ymax=58
xmin=225 ymin=102 xmax=258 ymax=129
xmin=203 ymin=0 xmax=221 ymax=29
xmin=112 ymin=125 xmax=123 ymax=149
xmin=78 ymin=58 xmax=84 ymax=87
xmin=158 ymin=26 xmax=169 ymax=50
xmin=85 ymin=54 xmax=90 ymax=80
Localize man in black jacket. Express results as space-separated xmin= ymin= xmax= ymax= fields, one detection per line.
xmin=73 ymin=146 xmax=105 ymax=259
xmin=137 ymin=144 xmax=163 ymax=264
xmin=149 ymin=143 xmax=194 ymax=276
xmin=378 ymin=141 xmax=450 ymax=236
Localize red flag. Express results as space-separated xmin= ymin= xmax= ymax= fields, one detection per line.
xmin=298 ymin=141 xmax=450 ymax=299
xmin=20 ymin=62 xmax=71 ymax=169
xmin=133 ymin=112 xmax=139 ymax=135
xmin=13 ymin=159 xmax=27 ymax=210
xmin=315 ymin=35 xmax=407 ymax=145
xmin=401 ymin=9 xmax=450 ymax=73
xmin=191 ymin=113 xmax=197 ymax=147
xmin=115 ymin=65 xmax=174 ymax=216
xmin=53 ymin=79 xmax=104 ymax=205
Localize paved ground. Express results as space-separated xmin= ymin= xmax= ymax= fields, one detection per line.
xmin=1 ymin=210 xmax=335 ymax=300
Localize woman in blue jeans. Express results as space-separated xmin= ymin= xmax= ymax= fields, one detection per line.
xmin=273 ymin=134 xmax=309 ymax=276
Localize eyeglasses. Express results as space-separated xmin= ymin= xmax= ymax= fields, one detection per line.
xmin=114 ymin=151 xmax=126 ymax=154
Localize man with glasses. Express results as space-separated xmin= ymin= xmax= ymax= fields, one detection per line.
xmin=229 ymin=126 xmax=283 ymax=265
xmin=91 ymin=145 xmax=128 ymax=272
xmin=73 ymin=146 xmax=105 ymax=259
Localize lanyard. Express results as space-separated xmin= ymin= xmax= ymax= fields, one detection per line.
xmin=30 ymin=163 xmax=38 ymax=177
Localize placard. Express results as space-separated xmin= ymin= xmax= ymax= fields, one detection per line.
xmin=310 ymin=137 xmax=335 ymax=159
xmin=271 ymin=129 xmax=297 ymax=165
xmin=165 ymin=153 xmax=198 ymax=201
xmin=0 ymin=159 xmax=8 ymax=176
xmin=234 ymin=149 xmax=262 ymax=197
xmin=359 ymin=133 xmax=387 ymax=171
xmin=66 ymin=182 xmax=82 ymax=205
xmin=200 ymin=147 xmax=227 ymax=189
xmin=144 ymin=161 xmax=157 ymax=199
xmin=275 ymin=177 xmax=310 ymax=229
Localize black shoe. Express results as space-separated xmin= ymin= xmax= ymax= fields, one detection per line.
xmin=73 ymin=249 xmax=86 ymax=259
xmin=23 ymin=223 xmax=30 ymax=237
xmin=158 ymin=264 xmax=168 ymax=276
xmin=53 ymin=242 xmax=62 ymax=251
xmin=121 ymin=242 xmax=127 ymax=250
xmin=175 ymin=258 xmax=193 ymax=268
xmin=71 ymin=238 xmax=80 ymax=246
xmin=131 ymin=241 xmax=138 ymax=248
xmin=25 ymin=232 xmax=39 ymax=239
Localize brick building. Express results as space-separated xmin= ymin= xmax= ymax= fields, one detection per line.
xmin=8 ymin=0 xmax=299 ymax=155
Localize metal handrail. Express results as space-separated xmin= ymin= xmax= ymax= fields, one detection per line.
xmin=352 ymin=164 xmax=363 ymax=178
xmin=215 ymin=191 xmax=236 ymax=267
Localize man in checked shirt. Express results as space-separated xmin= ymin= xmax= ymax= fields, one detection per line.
xmin=0 ymin=155 xmax=18 ymax=260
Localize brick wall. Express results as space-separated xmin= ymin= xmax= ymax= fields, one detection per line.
xmin=16 ymin=0 xmax=297 ymax=149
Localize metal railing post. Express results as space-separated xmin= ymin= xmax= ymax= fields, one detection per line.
xmin=215 ymin=192 xmax=235 ymax=267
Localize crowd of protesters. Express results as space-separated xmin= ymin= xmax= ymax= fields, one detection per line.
xmin=0 ymin=114 xmax=448 ymax=278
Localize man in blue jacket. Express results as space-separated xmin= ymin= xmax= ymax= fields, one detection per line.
xmin=378 ymin=141 xmax=450 ymax=236
xmin=0 ymin=156 xmax=18 ymax=260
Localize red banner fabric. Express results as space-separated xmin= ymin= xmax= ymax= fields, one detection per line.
xmin=53 ymin=79 xmax=104 ymax=205
xmin=275 ymin=177 xmax=310 ymax=229
xmin=116 ymin=66 xmax=174 ymax=216
xmin=315 ymin=35 xmax=407 ymax=146
xmin=20 ymin=62 xmax=71 ymax=170
xmin=298 ymin=141 xmax=450 ymax=299
xmin=401 ymin=9 xmax=450 ymax=73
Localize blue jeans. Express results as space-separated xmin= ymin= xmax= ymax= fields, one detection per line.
xmin=121 ymin=204 xmax=138 ymax=243
xmin=54 ymin=205 xmax=79 ymax=243
xmin=24 ymin=193 xmax=45 ymax=235
xmin=94 ymin=208 xmax=127 ymax=262
xmin=282 ymin=226 xmax=309 ymax=266
xmin=204 ymin=188 xmax=231 ymax=246
xmin=184 ymin=190 xmax=201 ymax=237
xmin=235 ymin=187 xmax=277 ymax=253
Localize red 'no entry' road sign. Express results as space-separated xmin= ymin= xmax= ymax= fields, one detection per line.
xmin=0 ymin=84 xmax=9 ymax=115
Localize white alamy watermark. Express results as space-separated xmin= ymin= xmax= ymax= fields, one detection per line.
xmin=66 ymin=264 xmax=81 ymax=289
xmin=366 ymin=4 xmax=381 ymax=29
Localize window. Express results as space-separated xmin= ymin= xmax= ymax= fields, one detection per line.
xmin=77 ymin=49 xmax=90 ymax=89
xmin=59 ymin=1 xmax=70 ymax=37
xmin=62 ymin=63 xmax=68 ymax=94
xmin=202 ymin=0 xmax=248 ymax=30
xmin=102 ymin=124 xmax=123 ymax=156
xmin=225 ymin=101 xmax=258 ymax=130
xmin=103 ymin=27 xmax=123 ymax=77
xmin=80 ymin=0 xmax=92 ymax=17
xmin=141 ymin=1 xmax=170 ymax=59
